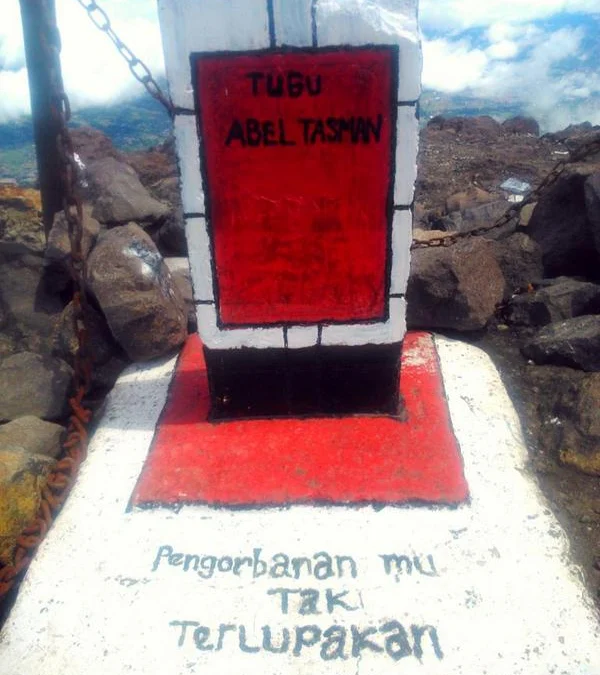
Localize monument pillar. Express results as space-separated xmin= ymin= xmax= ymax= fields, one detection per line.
xmin=158 ymin=0 xmax=421 ymax=418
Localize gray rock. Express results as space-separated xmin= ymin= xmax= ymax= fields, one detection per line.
xmin=527 ymin=172 xmax=598 ymax=277
xmin=407 ymin=238 xmax=505 ymax=330
xmin=86 ymin=224 xmax=187 ymax=361
xmin=584 ymin=172 xmax=600 ymax=256
xmin=45 ymin=208 xmax=102 ymax=292
xmin=489 ymin=232 xmax=543 ymax=298
xmin=158 ymin=207 xmax=187 ymax=255
xmin=522 ymin=315 xmax=600 ymax=371
xmin=0 ymin=254 xmax=63 ymax=354
xmin=0 ymin=352 xmax=72 ymax=421
xmin=501 ymin=116 xmax=540 ymax=136
xmin=507 ymin=277 xmax=600 ymax=327
xmin=52 ymin=299 xmax=119 ymax=368
xmin=86 ymin=157 xmax=170 ymax=225
xmin=165 ymin=257 xmax=197 ymax=331
xmin=0 ymin=416 xmax=64 ymax=458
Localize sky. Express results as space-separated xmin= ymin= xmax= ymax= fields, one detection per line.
xmin=0 ymin=0 xmax=599 ymax=131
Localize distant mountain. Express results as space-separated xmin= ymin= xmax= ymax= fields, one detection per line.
xmin=0 ymin=86 xmax=588 ymax=185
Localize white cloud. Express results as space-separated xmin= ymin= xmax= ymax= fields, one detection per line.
xmin=422 ymin=39 xmax=488 ymax=93
xmin=486 ymin=40 xmax=519 ymax=60
xmin=420 ymin=0 xmax=600 ymax=33
xmin=0 ymin=0 xmax=164 ymax=122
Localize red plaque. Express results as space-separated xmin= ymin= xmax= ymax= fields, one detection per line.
xmin=193 ymin=46 xmax=397 ymax=327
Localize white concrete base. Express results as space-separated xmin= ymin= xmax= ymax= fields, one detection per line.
xmin=1 ymin=337 xmax=599 ymax=674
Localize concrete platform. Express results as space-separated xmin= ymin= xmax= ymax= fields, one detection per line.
xmin=1 ymin=335 xmax=599 ymax=674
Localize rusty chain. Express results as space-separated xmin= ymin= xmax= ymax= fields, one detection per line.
xmin=0 ymin=0 xmax=92 ymax=604
xmin=411 ymin=133 xmax=600 ymax=249
xmin=75 ymin=0 xmax=175 ymax=116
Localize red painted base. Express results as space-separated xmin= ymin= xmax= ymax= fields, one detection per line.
xmin=131 ymin=333 xmax=468 ymax=507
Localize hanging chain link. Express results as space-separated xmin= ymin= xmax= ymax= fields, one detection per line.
xmin=0 ymin=0 xmax=92 ymax=604
xmin=411 ymin=133 xmax=600 ymax=249
xmin=75 ymin=0 xmax=175 ymax=116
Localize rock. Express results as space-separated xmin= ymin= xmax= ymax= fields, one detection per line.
xmin=0 ymin=352 xmax=72 ymax=421
xmin=518 ymin=202 xmax=536 ymax=227
xmin=428 ymin=115 xmax=500 ymax=137
xmin=527 ymin=171 xmax=598 ymax=278
xmin=0 ymin=448 xmax=55 ymax=565
xmin=502 ymin=116 xmax=540 ymax=136
xmin=52 ymin=299 xmax=120 ymax=369
xmin=407 ymin=238 xmax=505 ymax=330
xmin=489 ymin=232 xmax=543 ymax=298
xmin=445 ymin=186 xmax=496 ymax=213
xmin=71 ymin=126 xmax=122 ymax=165
xmin=86 ymin=224 xmax=187 ymax=361
xmin=86 ymin=157 xmax=170 ymax=226
xmin=0 ymin=196 xmax=45 ymax=256
xmin=507 ymin=277 xmax=600 ymax=327
xmin=584 ymin=172 xmax=600 ymax=256
xmin=45 ymin=208 xmax=102 ymax=292
xmin=158 ymin=207 xmax=187 ymax=255
xmin=522 ymin=315 xmax=600 ymax=371
xmin=0 ymin=254 xmax=63 ymax=353
xmin=454 ymin=200 xmax=512 ymax=235
xmin=556 ymin=374 xmax=600 ymax=476
xmin=0 ymin=416 xmax=64 ymax=458
xmin=151 ymin=176 xmax=181 ymax=208
xmin=125 ymin=139 xmax=178 ymax=197
xmin=165 ymin=257 xmax=197 ymax=331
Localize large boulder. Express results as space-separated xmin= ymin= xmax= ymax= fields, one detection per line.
xmin=584 ymin=171 xmax=600 ymax=257
xmin=448 ymin=200 xmax=512 ymax=235
xmin=0 ymin=448 xmax=55 ymax=565
xmin=86 ymin=224 xmax=187 ymax=361
xmin=527 ymin=171 xmax=598 ymax=278
xmin=0 ymin=254 xmax=63 ymax=354
xmin=407 ymin=238 xmax=505 ymax=330
xmin=507 ymin=277 xmax=600 ymax=327
xmin=0 ymin=416 xmax=64 ymax=458
xmin=0 ymin=352 xmax=72 ymax=421
xmin=522 ymin=315 xmax=600 ymax=371
xmin=489 ymin=232 xmax=543 ymax=297
xmin=86 ymin=157 xmax=170 ymax=226
xmin=71 ymin=126 xmax=122 ymax=165
xmin=44 ymin=208 xmax=102 ymax=292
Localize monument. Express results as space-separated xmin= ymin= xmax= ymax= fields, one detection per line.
xmin=1 ymin=2 xmax=599 ymax=674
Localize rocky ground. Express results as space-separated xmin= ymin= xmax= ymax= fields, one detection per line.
xmin=1 ymin=117 xmax=600 ymax=619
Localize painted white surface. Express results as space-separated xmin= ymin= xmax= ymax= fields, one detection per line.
xmin=287 ymin=325 xmax=319 ymax=348
xmin=316 ymin=0 xmax=422 ymax=101
xmin=174 ymin=115 xmax=204 ymax=214
xmin=321 ymin=297 xmax=406 ymax=346
xmin=394 ymin=104 xmax=419 ymax=206
xmin=196 ymin=303 xmax=285 ymax=350
xmin=185 ymin=217 xmax=214 ymax=302
xmin=158 ymin=0 xmax=270 ymax=110
xmin=390 ymin=209 xmax=412 ymax=295
xmin=1 ymin=337 xmax=600 ymax=674
xmin=273 ymin=0 xmax=313 ymax=47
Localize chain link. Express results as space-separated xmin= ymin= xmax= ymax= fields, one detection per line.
xmin=75 ymin=0 xmax=175 ymax=116
xmin=412 ymin=133 xmax=600 ymax=249
xmin=0 ymin=0 xmax=92 ymax=604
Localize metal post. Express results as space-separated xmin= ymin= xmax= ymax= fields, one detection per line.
xmin=19 ymin=0 xmax=65 ymax=236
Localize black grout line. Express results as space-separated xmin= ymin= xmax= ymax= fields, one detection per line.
xmin=267 ymin=0 xmax=276 ymax=47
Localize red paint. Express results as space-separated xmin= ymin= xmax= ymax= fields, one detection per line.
xmin=194 ymin=48 xmax=396 ymax=325
xmin=132 ymin=333 xmax=469 ymax=507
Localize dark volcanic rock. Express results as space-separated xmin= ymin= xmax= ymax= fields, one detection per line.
xmin=86 ymin=224 xmax=187 ymax=361
xmin=86 ymin=157 xmax=170 ymax=225
xmin=527 ymin=171 xmax=598 ymax=278
xmin=0 ymin=416 xmax=64 ymax=458
xmin=507 ymin=277 xmax=600 ymax=327
xmin=71 ymin=126 xmax=122 ymax=165
xmin=502 ymin=116 xmax=540 ymax=136
xmin=522 ymin=315 xmax=600 ymax=371
xmin=0 ymin=352 xmax=72 ymax=421
xmin=407 ymin=238 xmax=504 ymax=330
xmin=158 ymin=207 xmax=187 ymax=255
xmin=585 ymin=172 xmax=600 ymax=256
xmin=489 ymin=232 xmax=543 ymax=297
xmin=45 ymin=208 xmax=102 ymax=292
